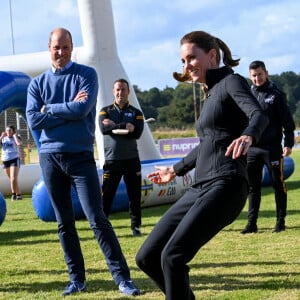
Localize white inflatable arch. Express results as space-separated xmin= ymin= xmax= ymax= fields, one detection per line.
xmin=0 ymin=0 xmax=161 ymax=167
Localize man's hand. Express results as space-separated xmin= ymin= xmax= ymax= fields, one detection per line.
xmin=73 ymin=91 xmax=88 ymax=102
xmin=126 ymin=123 xmax=135 ymax=132
xmin=102 ymin=119 xmax=116 ymax=126
xmin=283 ymin=147 xmax=292 ymax=157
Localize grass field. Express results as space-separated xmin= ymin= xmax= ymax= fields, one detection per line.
xmin=0 ymin=152 xmax=299 ymax=299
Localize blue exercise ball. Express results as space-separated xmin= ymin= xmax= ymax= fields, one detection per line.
xmin=32 ymin=178 xmax=85 ymax=222
xmin=262 ymin=156 xmax=295 ymax=186
xmin=96 ymin=168 xmax=129 ymax=213
xmin=0 ymin=192 xmax=7 ymax=226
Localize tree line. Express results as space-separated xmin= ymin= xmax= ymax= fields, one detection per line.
xmin=134 ymin=71 xmax=300 ymax=129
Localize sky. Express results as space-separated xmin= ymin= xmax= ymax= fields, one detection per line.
xmin=0 ymin=0 xmax=300 ymax=91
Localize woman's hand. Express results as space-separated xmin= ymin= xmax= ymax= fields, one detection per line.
xmin=147 ymin=166 xmax=176 ymax=184
xmin=225 ymin=135 xmax=253 ymax=159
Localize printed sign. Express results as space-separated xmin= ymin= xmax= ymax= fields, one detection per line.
xmin=158 ymin=137 xmax=199 ymax=157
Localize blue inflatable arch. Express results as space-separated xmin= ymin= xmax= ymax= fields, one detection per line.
xmin=0 ymin=192 xmax=6 ymax=226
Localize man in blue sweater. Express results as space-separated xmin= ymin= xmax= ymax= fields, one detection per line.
xmin=26 ymin=27 xmax=140 ymax=297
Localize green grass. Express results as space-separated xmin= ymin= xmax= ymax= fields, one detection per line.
xmin=1 ymin=152 xmax=300 ymax=299
xmin=151 ymin=128 xmax=197 ymax=141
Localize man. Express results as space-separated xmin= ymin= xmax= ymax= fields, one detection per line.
xmin=26 ymin=28 xmax=140 ymax=296
xmin=241 ymin=60 xmax=295 ymax=234
xmin=99 ymin=78 xmax=144 ymax=236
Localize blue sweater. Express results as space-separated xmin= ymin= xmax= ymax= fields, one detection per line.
xmin=26 ymin=62 xmax=98 ymax=153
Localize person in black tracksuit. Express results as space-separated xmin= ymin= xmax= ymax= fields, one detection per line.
xmin=135 ymin=31 xmax=269 ymax=300
xmin=241 ymin=61 xmax=295 ymax=234
xmin=99 ymin=78 xmax=144 ymax=236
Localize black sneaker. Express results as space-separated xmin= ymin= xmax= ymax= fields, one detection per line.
xmin=132 ymin=227 xmax=142 ymax=237
xmin=119 ymin=280 xmax=140 ymax=296
xmin=16 ymin=194 xmax=23 ymax=200
xmin=273 ymin=222 xmax=285 ymax=233
xmin=62 ymin=281 xmax=87 ymax=296
xmin=11 ymin=194 xmax=17 ymax=201
xmin=241 ymin=224 xmax=258 ymax=234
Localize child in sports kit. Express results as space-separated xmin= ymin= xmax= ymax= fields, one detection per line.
xmin=0 ymin=125 xmax=23 ymax=201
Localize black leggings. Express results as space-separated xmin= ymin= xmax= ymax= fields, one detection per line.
xmin=136 ymin=176 xmax=248 ymax=300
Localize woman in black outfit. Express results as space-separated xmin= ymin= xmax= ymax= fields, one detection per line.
xmin=135 ymin=30 xmax=269 ymax=300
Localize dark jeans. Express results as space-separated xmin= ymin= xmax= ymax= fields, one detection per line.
xmin=136 ymin=176 xmax=248 ymax=300
xmin=102 ymin=158 xmax=142 ymax=229
xmin=246 ymin=147 xmax=287 ymax=224
xmin=39 ymin=152 xmax=130 ymax=284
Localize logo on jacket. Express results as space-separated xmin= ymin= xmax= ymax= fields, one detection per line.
xmin=265 ymin=95 xmax=275 ymax=104
xmin=124 ymin=112 xmax=133 ymax=118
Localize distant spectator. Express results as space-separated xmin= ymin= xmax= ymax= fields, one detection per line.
xmin=1 ymin=125 xmax=23 ymax=201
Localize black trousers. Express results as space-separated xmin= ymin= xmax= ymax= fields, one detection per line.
xmin=102 ymin=157 xmax=142 ymax=229
xmin=136 ymin=176 xmax=248 ymax=300
xmin=246 ymin=147 xmax=287 ymax=224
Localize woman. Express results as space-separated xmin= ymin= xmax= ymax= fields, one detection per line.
xmin=1 ymin=125 xmax=23 ymax=201
xmin=135 ymin=31 xmax=269 ymax=300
